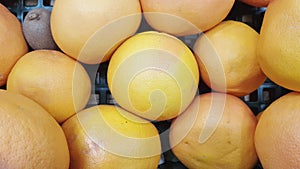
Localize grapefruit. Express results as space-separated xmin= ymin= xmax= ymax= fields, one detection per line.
xmin=140 ymin=0 xmax=235 ymax=36
xmin=193 ymin=20 xmax=266 ymax=97
xmin=0 ymin=4 xmax=28 ymax=86
xmin=62 ymin=105 xmax=161 ymax=169
xmin=51 ymin=0 xmax=142 ymax=64
xmin=107 ymin=31 xmax=199 ymax=121
xmin=170 ymin=92 xmax=258 ymax=169
xmin=7 ymin=50 xmax=91 ymax=123
xmin=257 ymin=0 xmax=300 ymax=91
xmin=255 ymin=92 xmax=300 ymax=169
xmin=0 ymin=89 xmax=69 ymax=169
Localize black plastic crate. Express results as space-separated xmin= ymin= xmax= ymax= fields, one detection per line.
xmin=1 ymin=1 xmax=289 ymax=168
xmin=1 ymin=0 xmax=54 ymax=22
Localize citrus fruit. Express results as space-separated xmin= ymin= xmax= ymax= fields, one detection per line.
xmin=140 ymin=0 xmax=235 ymax=36
xmin=0 ymin=4 xmax=28 ymax=86
xmin=107 ymin=31 xmax=199 ymax=121
xmin=254 ymin=92 xmax=300 ymax=169
xmin=170 ymin=92 xmax=258 ymax=169
xmin=51 ymin=0 xmax=142 ymax=64
xmin=193 ymin=20 xmax=266 ymax=97
xmin=7 ymin=50 xmax=91 ymax=123
xmin=239 ymin=0 xmax=270 ymax=7
xmin=62 ymin=104 xmax=161 ymax=169
xmin=0 ymin=89 xmax=69 ymax=169
xmin=257 ymin=0 xmax=300 ymax=91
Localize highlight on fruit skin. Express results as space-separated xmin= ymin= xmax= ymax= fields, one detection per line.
xmin=107 ymin=31 xmax=199 ymax=122
xmin=50 ymin=0 xmax=142 ymax=64
xmin=6 ymin=50 xmax=91 ymax=123
xmin=62 ymin=104 xmax=161 ymax=169
xmin=140 ymin=0 xmax=235 ymax=36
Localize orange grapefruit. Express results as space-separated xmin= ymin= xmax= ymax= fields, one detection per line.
xmin=170 ymin=92 xmax=258 ymax=169
xmin=0 ymin=4 xmax=28 ymax=86
xmin=255 ymin=92 xmax=300 ymax=169
xmin=7 ymin=50 xmax=91 ymax=123
xmin=0 ymin=89 xmax=69 ymax=169
xmin=62 ymin=105 xmax=161 ymax=169
xmin=193 ymin=20 xmax=266 ymax=96
xmin=140 ymin=0 xmax=235 ymax=36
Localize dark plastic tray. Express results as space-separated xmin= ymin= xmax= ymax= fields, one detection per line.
xmin=1 ymin=1 xmax=289 ymax=168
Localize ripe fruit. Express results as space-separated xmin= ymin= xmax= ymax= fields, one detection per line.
xmin=170 ymin=92 xmax=258 ymax=169
xmin=140 ymin=0 xmax=235 ymax=36
xmin=107 ymin=31 xmax=199 ymax=121
xmin=23 ymin=8 xmax=59 ymax=50
xmin=51 ymin=0 xmax=142 ymax=64
xmin=0 ymin=89 xmax=69 ymax=169
xmin=255 ymin=92 xmax=300 ymax=169
xmin=62 ymin=105 xmax=161 ymax=169
xmin=0 ymin=4 xmax=28 ymax=86
xmin=239 ymin=0 xmax=270 ymax=7
xmin=257 ymin=0 xmax=300 ymax=91
xmin=7 ymin=50 xmax=91 ymax=123
xmin=193 ymin=20 xmax=266 ymax=97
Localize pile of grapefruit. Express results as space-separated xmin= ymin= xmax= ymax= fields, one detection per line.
xmin=0 ymin=0 xmax=299 ymax=168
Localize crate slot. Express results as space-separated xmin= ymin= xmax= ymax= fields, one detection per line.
xmin=1 ymin=0 xmax=19 ymax=7
xmin=24 ymin=0 xmax=38 ymax=7
xmin=262 ymin=88 xmax=275 ymax=102
xmin=244 ymin=90 xmax=258 ymax=102
xmin=43 ymin=0 xmax=54 ymax=6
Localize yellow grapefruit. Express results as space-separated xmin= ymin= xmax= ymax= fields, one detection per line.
xmin=257 ymin=0 xmax=300 ymax=91
xmin=7 ymin=50 xmax=91 ymax=123
xmin=0 ymin=89 xmax=69 ymax=169
xmin=51 ymin=0 xmax=142 ymax=64
xmin=0 ymin=4 xmax=28 ymax=86
xmin=170 ymin=92 xmax=258 ymax=169
xmin=62 ymin=105 xmax=161 ymax=169
xmin=107 ymin=31 xmax=199 ymax=121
